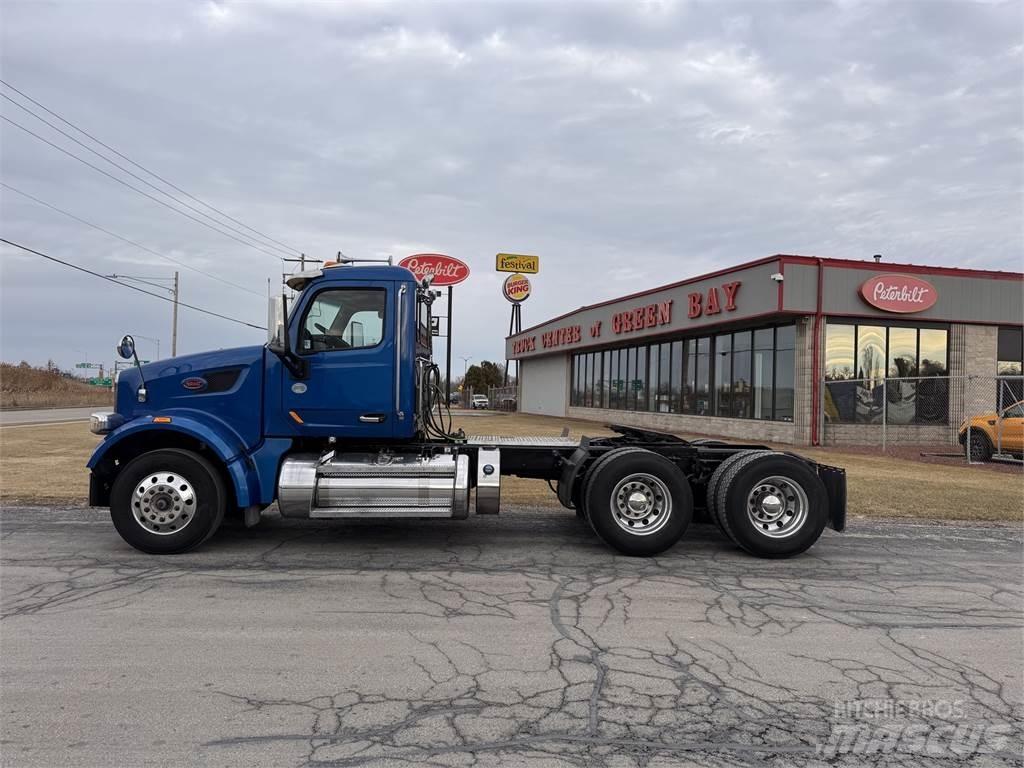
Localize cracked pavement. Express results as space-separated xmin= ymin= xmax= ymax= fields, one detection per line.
xmin=1 ymin=505 xmax=1021 ymax=767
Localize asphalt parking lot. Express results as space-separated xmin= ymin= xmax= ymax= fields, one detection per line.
xmin=1 ymin=505 xmax=1021 ymax=767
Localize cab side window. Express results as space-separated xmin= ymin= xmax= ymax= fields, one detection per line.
xmin=1002 ymin=402 xmax=1024 ymax=419
xmin=300 ymin=289 xmax=385 ymax=353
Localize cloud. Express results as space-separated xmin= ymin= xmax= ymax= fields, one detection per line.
xmin=0 ymin=0 xmax=1020 ymax=373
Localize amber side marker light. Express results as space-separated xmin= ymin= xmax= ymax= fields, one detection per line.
xmin=153 ymin=416 xmax=172 ymax=424
xmin=289 ymin=410 xmax=304 ymax=424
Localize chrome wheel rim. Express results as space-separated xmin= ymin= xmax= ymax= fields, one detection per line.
xmin=132 ymin=471 xmax=196 ymax=535
xmin=611 ymin=473 xmax=672 ymax=536
xmin=746 ymin=475 xmax=808 ymax=539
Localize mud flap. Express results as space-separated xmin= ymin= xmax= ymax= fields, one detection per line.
xmin=817 ymin=463 xmax=847 ymax=532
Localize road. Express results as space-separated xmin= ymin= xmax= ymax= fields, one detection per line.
xmin=1 ymin=506 xmax=1021 ymax=767
xmin=0 ymin=407 xmax=98 ymax=427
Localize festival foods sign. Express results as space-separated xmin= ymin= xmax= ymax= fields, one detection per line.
xmin=502 ymin=273 xmax=531 ymax=303
xmin=399 ymin=254 xmax=470 ymax=286
xmin=496 ymin=253 xmax=540 ymax=274
xmin=860 ymin=274 xmax=938 ymax=313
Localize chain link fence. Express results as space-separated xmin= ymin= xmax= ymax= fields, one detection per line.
xmin=488 ymin=384 xmax=518 ymax=411
xmin=821 ymin=374 xmax=1023 ymax=464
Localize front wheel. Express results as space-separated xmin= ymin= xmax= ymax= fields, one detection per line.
xmin=715 ymin=453 xmax=828 ymax=558
xmin=583 ymin=448 xmax=693 ymax=556
xmin=964 ymin=432 xmax=992 ymax=462
xmin=110 ymin=448 xmax=226 ymax=554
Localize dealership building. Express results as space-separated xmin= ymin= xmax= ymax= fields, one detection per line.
xmin=506 ymin=255 xmax=1024 ymax=446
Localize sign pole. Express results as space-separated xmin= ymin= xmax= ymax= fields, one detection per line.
xmin=445 ymin=286 xmax=453 ymax=403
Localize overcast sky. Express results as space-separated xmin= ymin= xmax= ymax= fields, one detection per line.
xmin=1 ymin=0 xmax=1021 ymax=375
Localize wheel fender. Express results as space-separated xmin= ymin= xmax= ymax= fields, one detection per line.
xmin=87 ymin=415 xmax=253 ymax=508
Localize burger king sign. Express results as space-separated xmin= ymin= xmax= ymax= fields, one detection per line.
xmin=503 ymin=273 xmax=531 ymax=303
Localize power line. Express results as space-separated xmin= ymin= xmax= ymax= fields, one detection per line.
xmin=1 ymin=182 xmax=265 ymax=298
xmin=1 ymin=92 xmax=296 ymax=259
xmin=0 ymin=115 xmax=285 ymax=263
xmin=0 ymin=238 xmax=267 ymax=331
xmin=0 ymin=79 xmax=302 ymax=256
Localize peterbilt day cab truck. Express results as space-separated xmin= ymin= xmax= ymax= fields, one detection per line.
xmin=88 ymin=261 xmax=846 ymax=558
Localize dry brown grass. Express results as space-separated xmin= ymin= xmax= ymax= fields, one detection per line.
xmin=0 ymin=363 xmax=113 ymax=408
xmin=0 ymin=412 xmax=1020 ymax=520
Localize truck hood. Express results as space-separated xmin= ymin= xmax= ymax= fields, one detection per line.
xmin=116 ymin=345 xmax=265 ymax=416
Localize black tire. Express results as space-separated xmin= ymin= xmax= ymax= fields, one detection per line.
xmin=110 ymin=448 xmax=227 ymax=554
xmin=583 ymin=448 xmax=693 ymax=557
xmin=705 ymin=450 xmax=773 ymax=538
xmin=580 ymin=447 xmax=648 ymax=522
xmin=715 ymin=453 xmax=828 ymax=558
xmin=964 ymin=432 xmax=992 ymax=462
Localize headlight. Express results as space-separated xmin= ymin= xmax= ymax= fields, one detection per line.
xmin=90 ymin=412 xmax=124 ymax=435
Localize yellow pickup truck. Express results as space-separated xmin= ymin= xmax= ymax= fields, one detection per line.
xmin=959 ymin=400 xmax=1024 ymax=461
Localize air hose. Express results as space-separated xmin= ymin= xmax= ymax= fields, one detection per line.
xmin=419 ymin=361 xmax=465 ymax=442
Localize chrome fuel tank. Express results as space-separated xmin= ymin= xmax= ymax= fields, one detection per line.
xmin=277 ymin=452 xmax=470 ymax=519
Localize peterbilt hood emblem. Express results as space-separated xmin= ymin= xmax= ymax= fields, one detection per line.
xmin=181 ymin=376 xmax=208 ymax=392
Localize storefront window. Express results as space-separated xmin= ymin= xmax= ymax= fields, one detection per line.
xmin=824 ymin=324 xmax=856 ymax=381
xmin=714 ymin=333 xmax=732 ymax=416
xmin=682 ymin=339 xmax=697 ymax=413
xmin=694 ymin=337 xmax=711 ymax=415
xmin=997 ymin=327 xmax=1024 ymax=404
xmin=670 ymin=340 xmax=683 ymax=413
xmin=774 ymin=326 xmax=795 ymax=422
xmin=823 ymin=321 xmax=949 ymax=425
xmin=919 ymin=329 xmax=947 ymax=376
xmin=886 ymin=327 xmax=919 ymax=425
xmin=633 ymin=347 xmax=647 ymax=411
xmin=569 ymin=324 xmax=794 ymax=421
xmin=753 ymin=328 xmax=774 ymax=420
xmin=657 ymin=343 xmax=672 ymax=413
xmin=732 ymin=331 xmax=752 ymax=419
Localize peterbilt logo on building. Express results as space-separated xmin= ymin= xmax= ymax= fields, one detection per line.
xmin=860 ymin=274 xmax=937 ymax=313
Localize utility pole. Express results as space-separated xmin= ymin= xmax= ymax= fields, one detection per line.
xmin=171 ymin=271 xmax=179 ymax=357
xmin=104 ymin=273 xmax=178 ymax=356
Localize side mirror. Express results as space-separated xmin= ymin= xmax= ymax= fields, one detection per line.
xmin=266 ymin=294 xmax=308 ymax=379
xmin=267 ymin=296 xmax=285 ymax=349
xmin=117 ymin=335 xmax=136 ymax=360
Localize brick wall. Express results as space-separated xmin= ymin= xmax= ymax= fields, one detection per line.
xmin=793 ymin=317 xmax=817 ymax=445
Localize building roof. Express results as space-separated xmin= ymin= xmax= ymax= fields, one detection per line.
xmin=509 ymin=254 xmax=1023 ymax=340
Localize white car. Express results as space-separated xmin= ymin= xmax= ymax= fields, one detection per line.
xmin=471 ymin=395 xmax=490 ymax=410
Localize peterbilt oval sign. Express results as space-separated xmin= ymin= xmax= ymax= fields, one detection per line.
xmin=860 ymin=274 xmax=938 ymax=314
xmin=181 ymin=376 xmax=207 ymax=391
xmin=502 ymin=273 xmax=531 ymax=303
xmin=398 ymin=254 xmax=470 ymax=286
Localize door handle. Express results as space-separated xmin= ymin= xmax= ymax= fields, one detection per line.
xmin=359 ymin=414 xmax=386 ymax=423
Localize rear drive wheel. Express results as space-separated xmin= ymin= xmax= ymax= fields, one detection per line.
xmin=715 ymin=453 xmax=828 ymax=558
xmin=705 ymin=450 xmax=773 ymax=538
xmin=964 ymin=432 xmax=992 ymax=462
xmin=584 ymin=448 xmax=692 ymax=556
xmin=110 ymin=449 xmax=226 ymax=554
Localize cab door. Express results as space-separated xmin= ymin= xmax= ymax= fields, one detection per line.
xmin=281 ymin=281 xmax=394 ymax=438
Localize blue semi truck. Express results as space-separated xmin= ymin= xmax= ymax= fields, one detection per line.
xmin=87 ymin=260 xmax=846 ymax=558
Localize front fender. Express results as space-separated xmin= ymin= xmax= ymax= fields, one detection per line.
xmin=88 ymin=415 xmax=253 ymax=508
